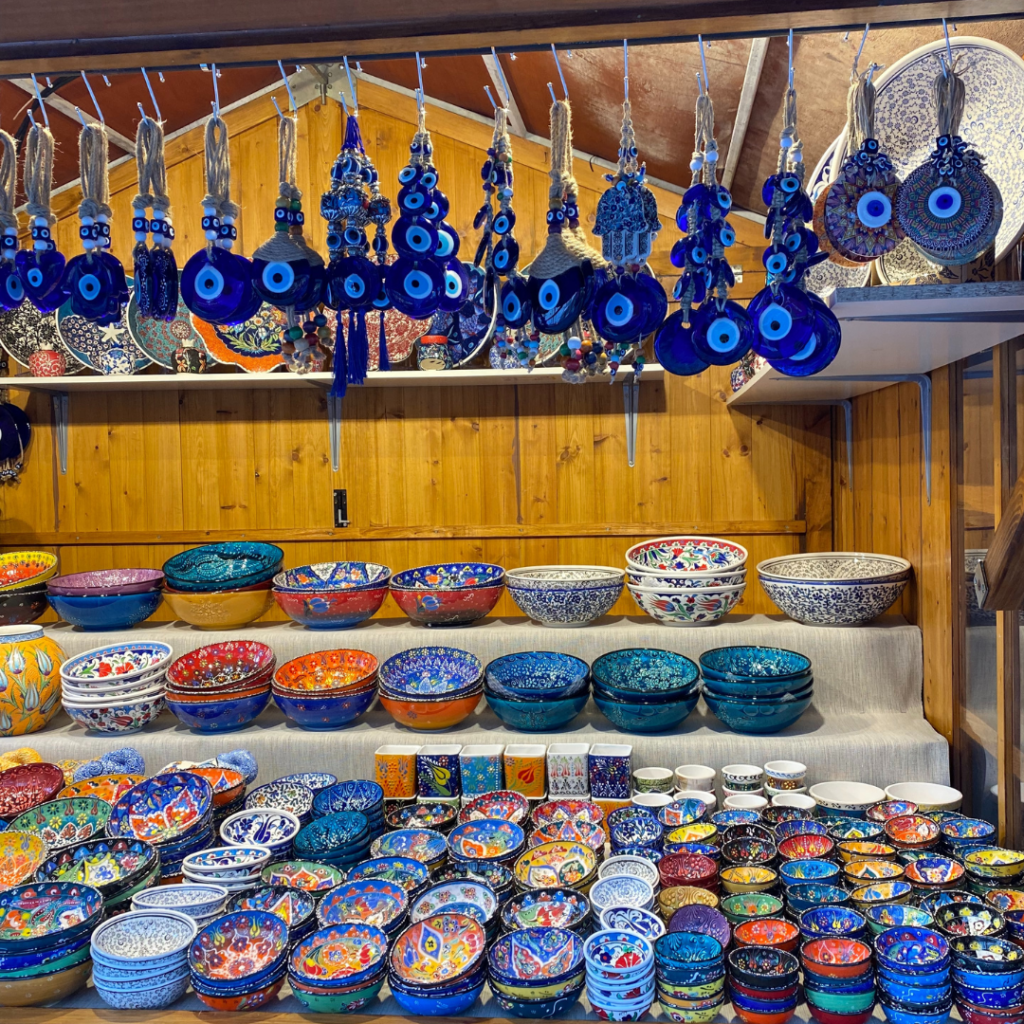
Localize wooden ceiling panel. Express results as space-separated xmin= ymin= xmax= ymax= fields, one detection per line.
xmin=362 ymin=56 xmax=496 ymax=121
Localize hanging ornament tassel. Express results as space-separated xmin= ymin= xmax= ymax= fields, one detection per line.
xmin=377 ymin=310 xmax=390 ymax=371
xmin=347 ymin=308 xmax=369 ymax=385
xmin=146 ymin=113 xmax=178 ymax=320
xmin=0 ymin=130 xmax=24 ymax=311
xmin=330 ymin=307 xmax=348 ymax=397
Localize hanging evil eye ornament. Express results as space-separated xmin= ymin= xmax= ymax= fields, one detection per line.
xmin=62 ymin=121 xmax=129 ymax=326
xmin=15 ymin=122 xmax=67 ymax=315
xmin=0 ymin=131 xmax=24 ymax=312
xmin=690 ymin=298 xmax=753 ymax=366
xmin=766 ymin=292 xmax=841 ymax=376
xmin=896 ymin=59 xmax=1002 ymax=267
xmin=181 ymin=115 xmax=258 ymax=325
xmin=654 ymin=308 xmax=708 ymax=377
xmin=131 ymin=113 xmax=178 ymax=321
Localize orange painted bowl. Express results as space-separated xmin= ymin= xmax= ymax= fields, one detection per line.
xmin=378 ymin=688 xmax=482 ymax=731
xmin=0 ymin=958 xmax=92 ymax=1006
xmin=273 ymin=586 xmax=388 ymax=630
xmin=184 ymin=766 xmax=246 ymax=808
xmin=843 ymin=860 xmax=905 ymax=885
xmin=800 ymin=938 xmax=873 ymax=979
xmin=777 ymin=834 xmax=834 ymax=861
xmin=58 ymin=774 xmax=143 ymax=803
xmin=193 ymin=974 xmax=285 ymax=1011
xmin=162 ymin=586 xmax=274 ymax=629
xmin=837 ymin=841 xmax=896 ymax=864
xmin=273 ymin=650 xmax=378 ymax=694
xmin=734 ymin=917 xmax=800 ymax=952
xmin=0 ymin=551 xmax=59 ymax=593
xmin=731 ymin=1005 xmax=799 ymax=1024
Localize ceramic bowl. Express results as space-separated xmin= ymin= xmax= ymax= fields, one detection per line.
xmin=0 ymin=881 xmax=105 ymax=951
xmin=485 ymin=689 xmax=588 ymax=731
xmin=759 ymin=576 xmax=908 ymax=626
xmin=0 ymin=587 xmax=49 ymax=626
xmin=189 ymin=909 xmax=288 ymax=987
xmin=163 ymin=542 xmax=283 ymax=592
xmin=262 ymin=859 xmax=347 ymax=891
xmin=505 ymin=566 xmax=624 ymax=626
xmin=0 ymin=551 xmax=59 ymax=593
xmin=485 ymin=651 xmax=590 ymax=699
xmin=627 ymin=567 xmax=746 ymax=589
xmin=167 ymin=688 xmax=271 ymax=732
xmin=515 ymin=841 xmax=599 ymax=891
xmin=625 ymin=536 xmax=748 ymax=573
xmin=61 ymin=641 xmax=174 ymax=684
xmin=703 ymin=690 xmax=813 ymax=734
xmin=0 ymin=831 xmax=48 ymax=887
xmin=317 ymin=878 xmax=408 ymax=931
xmin=107 ymin=772 xmax=213 ymax=845
xmin=274 ymin=585 xmax=388 ymax=629
xmin=389 ymin=912 xmax=487 ymax=987
xmin=810 ymin=782 xmax=887 ymax=816
xmin=885 ymin=783 xmax=963 ymax=813
xmin=379 ymin=646 xmax=482 ymax=698
xmin=273 ymin=561 xmax=392 ymax=592
xmin=273 ymin=648 xmax=377 ymax=693
xmin=390 ymin=582 xmax=504 ymax=627
xmin=63 ymin=695 xmax=166 ymax=733
xmin=0 ymin=958 xmax=92 ymax=1005
xmin=778 ymin=859 xmax=840 ymax=886
xmin=163 ymin=586 xmax=274 ymax=628
xmin=48 ymin=591 xmax=162 ymax=631
xmin=274 ymin=685 xmax=376 ymax=730
xmin=799 ymin=905 xmax=868 ymax=940
xmin=719 ymin=866 xmax=778 ymax=895
xmin=47 ymin=568 xmax=164 ymax=597
xmin=501 ymin=887 xmax=593 ymax=933
xmin=702 ymin=671 xmax=812 ymax=700
xmin=0 ymin=763 xmax=67 ymax=822
xmin=167 ymin=640 xmax=275 ymax=688
xmin=379 ymin=689 xmax=482 ymax=730
xmin=628 ymin=582 xmax=745 ymax=626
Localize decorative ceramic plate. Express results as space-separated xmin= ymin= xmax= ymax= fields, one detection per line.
xmin=260 ymin=860 xmax=345 ymax=891
xmin=317 ymin=878 xmax=408 ymax=930
xmin=364 ymin=300 xmax=424 ymax=370
xmin=126 ymin=281 xmax=206 ymax=369
xmin=189 ymin=910 xmax=287 ymax=980
xmin=346 ymin=856 xmax=429 ymax=893
xmin=227 ymin=884 xmax=315 ymax=928
xmin=514 ymin=840 xmax=598 ymax=890
xmin=0 ymin=830 xmax=48 ymax=888
xmin=379 ymin=647 xmax=482 ymax=698
xmin=489 ymin=926 xmax=583 ymax=981
xmin=244 ymin=781 xmax=314 ymax=819
xmin=190 ymin=302 xmax=287 ymax=372
xmin=9 ymin=797 xmax=112 ymax=851
xmin=428 ymin=265 xmax=499 ymax=366
xmin=389 ymin=912 xmax=486 ymax=985
xmin=370 ymin=828 xmax=446 ymax=864
xmin=0 ymin=302 xmax=85 ymax=372
xmin=56 ymin=294 xmax=151 ymax=374
xmin=39 ymin=837 xmax=157 ymax=890
xmin=108 ymin=772 xmax=213 ymax=845
xmin=460 ymin=790 xmax=531 ymax=825
xmin=0 ymin=762 xmax=65 ymax=819
xmin=0 ymin=882 xmax=104 ymax=946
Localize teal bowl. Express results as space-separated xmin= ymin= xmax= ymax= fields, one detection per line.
xmin=290 ymin=975 xmax=385 ymax=1012
xmin=594 ymin=692 xmax=700 ymax=733
xmin=485 ymin=690 xmax=589 ymax=732
xmin=803 ymin=987 xmax=876 ymax=1014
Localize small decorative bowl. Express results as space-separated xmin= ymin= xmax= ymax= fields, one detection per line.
xmin=0 ymin=585 xmax=49 ymax=626
xmin=273 ymin=562 xmax=392 ymax=592
xmin=167 ymin=689 xmax=271 ymax=733
xmin=625 ymin=536 xmax=748 ymax=573
xmin=390 ymin=582 xmax=504 ymax=627
xmin=48 ymin=591 xmax=162 ymax=631
xmin=378 ymin=689 xmax=482 ymax=731
xmin=63 ymin=694 xmax=166 ymax=734
xmin=273 ymin=685 xmax=376 ymax=731
xmin=628 ymin=582 xmax=745 ymax=626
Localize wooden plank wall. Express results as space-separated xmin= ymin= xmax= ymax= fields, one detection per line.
xmin=0 ymin=81 xmax=834 ymax=623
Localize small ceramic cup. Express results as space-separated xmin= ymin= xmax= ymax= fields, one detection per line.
xmin=772 ymin=792 xmax=817 ymax=813
xmin=632 ymin=792 xmax=674 ymax=810
xmin=460 ymin=744 xmax=504 ymax=796
xmin=633 ymin=767 xmax=675 ymax=794
xmin=724 ymin=793 xmax=769 ymax=812
xmin=417 ymin=745 xmax=462 ymax=799
xmin=676 ymin=789 xmax=718 ymax=812
xmin=764 ymin=760 xmax=807 ymax=790
xmin=722 ymin=764 xmax=765 ymax=788
xmin=547 ymin=743 xmax=591 ymax=798
xmin=375 ymin=745 xmax=420 ymax=799
xmin=674 ymin=764 xmax=716 ymax=792
xmin=589 ymin=744 xmax=633 ymax=799
xmin=505 ymin=744 xmax=547 ymax=798
xmin=723 ymin=785 xmax=764 ymax=798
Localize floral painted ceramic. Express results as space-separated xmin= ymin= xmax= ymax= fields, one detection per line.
xmin=387 ymin=802 xmax=457 ymax=832
xmin=390 ymin=563 xmax=504 ymax=590
xmin=905 ymin=857 xmax=965 ymax=886
xmin=885 ymin=814 xmax=940 ymax=846
xmin=447 ymin=819 xmax=524 ymax=862
xmin=317 ymin=879 xmax=408 ymax=930
xmin=0 ymin=882 xmax=104 ymax=945
xmin=590 ymin=876 xmax=654 ymax=913
xmin=411 ymin=880 xmax=498 ymax=925
xmin=515 ymin=840 xmax=598 ymax=890
xmin=244 ymin=780 xmax=314 ymax=819
xmin=40 ymin=838 xmax=157 ymax=890
xmin=0 ymin=761 xmax=65 ymax=818
xmin=294 ymin=812 xmax=369 ymax=858
xmin=347 ymin=856 xmax=430 ymax=893
xmin=370 ymin=828 xmax=446 ymax=864
xmin=849 ymin=880 xmax=913 ymax=907
xmin=584 ymin=929 xmax=654 ymax=974
xmin=163 ymin=542 xmax=283 ymax=592
xmin=0 ymin=626 xmax=64 ymax=736
xmin=625 ymin=536 xmax=747 ymax=572
xmin=189 ymin=910 xmax=287 ymax=981
xmin=221 ymin=809 xmax=300 ymax=849
xmin=532 ymin=799 xmax=604 ymax=829
xmin=460 ymin=790 xmax=531 ymax=825
xmin=260 ymin=860 xmax=345 ymax=891
xmin=0 ymin=830 xmax=48 ymax=887
xmin=0 ymin=552 xmax=58 ymax=592
xmin=501 ymin=888 xmax=591 ymax=932
xmin=592 ymin=649 xmax=699 ymax=694
xmin=389 ymin=912 xmax=486 ymax=985
xmin=659 ymin=799 xmax=707 ymax=828
xmin=629 ymin=584 xmax=745 ymax=625
xmin=290 ymin=921 xmax=388 ymax=982
xmin=489 ymin=926 xmax=583 ymax=981
xmin=273 ymin=649 xmax=379 ymax=693
xmin=185 ymin=767 xmax=245 ymax=807
xmin=91 ymin=906 xmax=197 ymax=961
xmin=274 ymin=561 xmax=392 ymax=592
xmin=531 ymin=819 xmax=606 ymax=852
xmin=227 ymin=885 xmax=315 ymax=929
xmin=311 ymin=779 xmax=384 ymax=817
xmin=167 ymin=641 xmax=275 ymax=690
xmin=379 ymin=647 xmax=482 ymax=697
xmin=985 ymin=890 xmax=1024 ymax=913
xmin=58 ymin=774 xmax=143 ymax=804
xmin=61 ymin=641 xmax=171 ymax=682
xmin=107 ymin=772 xmax=213 ymax=844
xmin=64 ymin=696 xmax=166 ymax=734
xmin=9 ymin=796 xmax=111 ymax=850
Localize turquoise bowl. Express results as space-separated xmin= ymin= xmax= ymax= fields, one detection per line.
xmin=485 ymin=690 xmax=589 ymax=732
xmin=594 ymin=692 xmax=700 ymax=734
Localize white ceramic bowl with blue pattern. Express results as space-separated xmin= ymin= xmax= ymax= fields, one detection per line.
xmin=506 ymin=566 xmax=624 ymax=627
xmin=627 ymin=582 xmax=745 ymax=626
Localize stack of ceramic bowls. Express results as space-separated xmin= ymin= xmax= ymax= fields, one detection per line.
xmin=600 ymin=854 xmax=662 ymax=892
xmin=35 ymin=836 xmax=160 ymax=913
xmin=699 ymin=646 xmax=813 ymax=734
xmin=388 ymin=802 xmax=458 ymax=833
xmin=388 ymin=913 xmax=488 ymax=1015
xmin=0 ymin=881 xmax=103 ymax=1007
xmin=131 ymin=883 xmax=229 ymax=930
xmin=165 ymin=640 xmax=275 ymax=732
xmin=272 ymin=560 xmax=391 ymax=630
xmin=181 ymin=845 xmax=273 ymax=892
xmin=950 ymin=935 xmax=1024 ymax=1024
xmin=585 ymin=928 xmax=656 ymax=1021
xmin=412 ymin=879 xmax=501 ymax=942
xmin=60 ymin=640 xmax=172 ymax=735
xmin=484 ymin=651 xmax=591 ymax=731
xmin=162 ymin=542 xmax=281 ymax=629
xmin=757 ymin=552 xmax=912 ymax=626
xmin=272 ymin=649 xmax=378 ymax=730
xmin=802 ymin=937 xmax=875 ymax=1024
xmin=347 ymin=855 xmax=429 ymax=898
xmin=727 ymin=946 xmax=800 ymax=1024
xmin=47 ymin=568 xmax=164 ymax=631
xmin=625 ymin=535 xmax=747 ymax=626
xmin=293 ymin=811 xmax=371 ymax=870
xmin=799 ymin=905 xmax=868 ymax=943
xmin=313 ymin=780 xmax=385 ymax=840
xmin=245 ymin=778 xmax=314 ymax=824
xmin=592 ymin=649 xmax=702 ymax=733
xmin=227 ymin=885 xmax=317 ymax=949
xmin=515 ymin=841 xmax=600 ymax=893
xmin=654 ymin=931 xmax=726 ymax=1022
xmin=609 ymin=806 xmax=664 ymax=855
xmin=941 ymin=818 xmax=996 ymax=858
xmin=448 ymin=818 xmax=526 ymax=868
xmin=500 ymin=887 xmax=593 ymax=936
xmin=288 ymin=922 xmax=389 ymax=1013
xmin=660 ymin=853 xmax=719 ymax=895
xmin=107 ymin=772 xmax=214 ymax=881
xmin=875 ymin=926 xmax=952 ymax=1024
xmin=0 ymin=550 xmax=57 ymax=626
xmin=378 ymin=647 xmax=483 ymax=730
xmin=317 ymin=878 xmax=410 ymax=937
xmin=764 ymin=761 xmax=807 ymax=799
xmin=187 ymin=766 xmax=247 ymax=825
xmin=90 ymin=908 xmax=196 ymax=1010
xmin=590 ymin=875 xmax=656 ymax=917
xmin=504 ymin=565 xmax=624 ymax=627
xmin=188 ymin=910 xmax=289 ymax=1010
xmin=437 ymin=860 xmax=515 ymax=905
xmin=963 ymin=847 xmax=1024 ymax=892
xmin=660 ymin=884 xmax=720 ymax=924
xmin=221 ymin=807 xmax=301 ymax=860
xmin=487 ymin=926 xmax=586 ymax=1016
xmin=389 ymin=562 xmax=504 ymax=627
xmin=371 ymin=827 xmax=449 ymax=873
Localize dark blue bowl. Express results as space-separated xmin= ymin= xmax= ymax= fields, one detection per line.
xmin=774 ymin=819 xmax=829 ymax=840
xmin=877 ymin=997 xmax=952 ymax=1024
xmin=786 ymin=883 xmax=850 ymax=915
xmin=485 ymin=690 xmax=589 ymax=732
xmin=594 ymin=692 xmax=699 ymax=733
xmin=166 ymin=688 xmax=271 ymax=732
xmin=274 ymin=686 xmax=376 ymax=730
xmin=592 ymin=648 xmax=700 ymax=696
xmin=727 ymin=986 xmax=798 ymax=1014
xmin=390 ymin=978 xmax=485 ymax=1016
xmin=699 ymin=646 xmax=811 ymax=681
xmin=703 ymin=690 xmax=812 ymax=734
xmin=803 ymin=974 xmax=876 ymax=995
xmin=780 ymin=859 xmax=841 ymax=886
xmin=48 ymin=591 xmax=162 ymax=631
xmin=878 ymin=964 xmax=951 ymax=989
xmin=799 ymin=905 xmax=866 ymax=939
xmin=163 ymin=541 xmax=283 ymax=592
xmin=954 ymin=981 xmax=1024 ymax=1010
xmin=485 ymin=651 xmax=590 ymax=700
xmin=701 ymin=670 xmax=813 ymax=698
xmin=876 ymin=976 xmax=951 ymax=1008
xmin=952 ymin=967 xmax=1024 ymax=990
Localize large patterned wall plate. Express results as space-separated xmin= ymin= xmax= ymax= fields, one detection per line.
xmin=0 ymin=303 xmax=85 ymax=373
xmin=57 ymin=294 xmax=151 ymax=375
xmin=126 ymin=284 xmax=207 ymax=370
xmin=427 ymin=266 xmax=498 ymax=366
xmin=190 ymin=303 xmax=287 ymax=373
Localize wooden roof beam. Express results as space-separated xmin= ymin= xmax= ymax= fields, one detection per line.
xmin=8 ymin=78 xmax=135 ymax=154
xmin=721 ymin=37 xmax=769 ymax=191
xmin=481 ymin=53 xmax=527 ymax=137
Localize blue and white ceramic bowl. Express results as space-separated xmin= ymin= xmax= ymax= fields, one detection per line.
xmin=589 ymin=876 xmax=655 ymax=914
xmin=485 ymin=651 xmax=590 ymax=699
xmin=505 ymin=566 xmax=624 ymax=627
xmin=700 ymin=646 xmax=811 ymax=682
xmin=379 ymin=646 xmax=482 ymax=698
xmin=593 ymin=649 xmax=700 ymax=695
xmin=273 ymin=561 xmax=391 ymax=592
xmin=628 ymin=583 xmax=745 ymax=626
xmin=220 ymin=808 xmax=301 ymax=853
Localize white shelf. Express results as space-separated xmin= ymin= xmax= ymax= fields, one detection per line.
xmin=728 ymin=281 xmax=1024 ymax=405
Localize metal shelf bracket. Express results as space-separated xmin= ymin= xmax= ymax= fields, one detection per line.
xmin=52 ymin=392 xmax=68 ymax=475
xmin=327 ymin=395 xmax=342 ymax=473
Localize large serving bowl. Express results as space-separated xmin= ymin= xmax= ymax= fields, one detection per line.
xmin=486 ymin=690 xmax=589 ymax=732
xmin=390 ymin=583 xmax=503 ymax=627
xmin=810 ymin=783 xmax=887 ymax=818
xmin=272 ymin=649 xmax=378 ymax=730
xmin=884 ymin=783 xmax=963 ymax=813
xmin=379 ymin=689 xmax=482 ymax=731
xmin=273 ymin=561 xmax=392 ymax=592
xmin=0 ymin=551 xmax=59 ymax=593
xmin=702 ymin=688 xmax=813 ymax=734
xmin=379 ymin=647 xmax=482 ymax=698
xmin=167 ymin=689 xmax=271 ymax=733
xmin=627 ymin=567 xmax=746 ymax=590
xmin=626 ymin=536 xmax=748 ymax=573
xmin=274 ymin=685 xmax=377 ymax=731
xmin=46 ymin=568 xmax=164 ymax=597
xmin=628 ymin=582 xmax=745 ymax=626
xmin=48 ymin=591 xmax=162 ymax=631
xmin=163 ymin=542 xmax=283 ymax=592
xmin=0 ymin=585 xmax=49 ymax=627
xmin=273 ymin=586 xmax=387 ymax=630
xmin=595 ymin=693 xmax=700 ymax=734
xmin=63 ymin=693 xmax=166 ymax=733
xmin=163 ymin=585 xmax=274 ymax=629
xmin=486 ymin=651 xmax=590 ymax=700
xmin=504 ymin=566 xmax=624 ymax=627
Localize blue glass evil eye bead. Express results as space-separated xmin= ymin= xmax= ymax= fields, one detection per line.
xmin=0 ymin=264 xmax=24 ymax=311
xmin=251 ymin=255 xmax=313 ymax=308
xmin=326 ymin=255 xmax=381 ymax=310
xmin=528 ymin=267 xmax=586 ymax=334
xmin=393 ymin=216 xmax=438 ymax=260
xmin=655 ymin=309 xmax=709 ymax=377
xmin=500 ymin=276 xmax=531 ymax=328
xmin=438 ymin=259 xmax=470 ymax=313
xmin=634 ymin=273 xmax=668 ymax=336
xmin=385 ymin=256 xmax=444 ymax=318
xmin=768 ymin=294 xmax=841 ymax=377
xmin=15 ymin=249 xmax=67 ymax=314
xmin=397 ymin=164 xmax=423 ymax=186
xmin=181 ymin=247 xmax=256 ymax=325
xmin=491 ymin=236 xmax=519 ymax=275
xmin=397 ymin=183 xmax=431 ymax=214
xmin=591 ymin=276 xmax=645 ymax=344
xmin=63 ymin=253 xmax=117 ymax=323
xmin=690 ymin=299 xmax=753 ymax=366
xmin=493 ymin=209 xmax=515 ymax=236
xmin=434 ymin=221 xmax=460 ymax=261
xmin=748 ymin=284 xmax=814 ymax=361
xmin=430 ymin=190 xmax=450 ymax=222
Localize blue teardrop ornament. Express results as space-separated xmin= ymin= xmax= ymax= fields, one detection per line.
xmin=655 ymin=309 xmax=709 ymax=377
xmin=438 ymin=259 xmax=470 ymax=313
xmin=15 ymin=249 xmax=67 ymax=314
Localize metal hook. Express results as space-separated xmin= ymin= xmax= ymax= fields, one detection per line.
xmin=853 ymin=24 xmax=870 ymax=77
xmin=698 ymin=34 xmax=710 ymax=92
xmin=339 ymin=89 xmax=349 ymax=117
xmin=941 ymin=18 xmax=954 ymax=76
xmin=414 ymin=52 xmax=425 ymax=111
xmin=342 ymin=57 xmax=358 ymax=115
xmin=787 ymin=29 xmax=795 ymax=89
xmin=695 ymin=71 xmax=704 ymax=97
xmin=140 ymin=68 xmax=162 ymax=121
xmin=550 ymin=44 xmax=568 ymax=99
xmin=29 ymin=74 xmax=50 ymax=129
xmin=210 ymin=63 xmax=220 ymax=117
xmin=276 ymin=60 xmax=297 ymax=113
xmin=73 ymin=106 xmax=88 ymax=128
xmin=490 ymin=47 xmax=512 ymax=107
xmin=137 ymin=102 xmax=147 ymax=121
xmin=271 ymin=96 xmax=286 ymax=120
xmin=484 ymin=85 xmax=497 ymax=110
xmin=80 ymin=71 xmax=104 ymax=124
xmin=546 ymin=82 xmax=558 ymax=104
xmin=623 ymin=39 xmax=629 ymax=103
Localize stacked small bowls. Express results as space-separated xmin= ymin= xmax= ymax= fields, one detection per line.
xmin=0 ymin=550 xmax=57 ymax=626
xmin=165 ymin=640 xmax=275 ymax=732
xmin=60 ymin=640 xmax=172 ymax=735
xmin=35 ymin=836 xmax=160 ymax=913
xmin=875 ymin=925 xmax=951 ymax=1024
xmin=655 ymin=931 xmax=726 ymax=1023
xmin=802 ymin=937 xmax=876 ymax=1024
xmin=592 ymin=649 xmax=702 ymax=733
xmin=372 ymin=827 xmax=449 ymax=873
xmin=313 ymin=780 xmax=385 ymax=840
xmin=245 ymin=778 xmax=315 ymax=823
xmin=181 ymin=844 xmax=273 ymax=892
xmin=389 ymin=561 xmax=504 ymax=627
xmin=90 ymin=908 xmax=196 ymax=1010
xmin=131 ymin=883 xmax=229 ymax=931
xmin=727 ymin=946 xmax=800 ymax=1024
xmin=294 ymin=811 xmax=372 ymax=870
xmin=221 ymin=807 xmax=301 ymax=860
xmin=288 ymin=921 xmax=389 ymax=1012
xmin=412 ymin=878 xmax=501 ymax=942
xmin=950 ymin=935 xmax=1024 ymax=1024
xmin=272 ymin=649 xmax=378 ymax=729
xmin=273 ymin=560 xmax=391 ymax=630
xmin=484 ymin=651 xmax=590 ymax=731
xmin=47 ymin=568 xmax=164 ymax=631
xmin=487 ymin=926 xmax=586 ymax=1017
xmin=757 ymin=552 xmax=911 ymax=626
xmin=625 ymin=535 xmax=747 ymax=626
xmin=162 ymin=541 xmax=282 ymax=628
xmin=585 ymin=928 xmax=656 ymax=1021
xmin=378 ymin=646 xmax=483 ymax=730
xmin=505 ymin=565 xmax=624 ymax=627
xmin=699 ymin=646 xmax=814 ymax=734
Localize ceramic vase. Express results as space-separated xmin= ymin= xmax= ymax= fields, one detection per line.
xmin=0 ymin=626 xmax=64 ymax=736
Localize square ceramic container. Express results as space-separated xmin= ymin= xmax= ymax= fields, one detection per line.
xmin=460 ymin=745 xmax=504 ymax=796
xmin=547 ymin=743 xmax=591 ymax=797
xmin=589 ymin=744 xmax=632 ymax=799
xmin=375 ymin=745 xmax=420 ymax=798
xmin=505 ymin=745 xmax=547 ymax=798
xmin=633 ymin=768 xmax=675 ymax=794
xmin=417 ymin=745 xmax=462 ymax=799
xmin=674 ymin=765 xmax=716 ymax=792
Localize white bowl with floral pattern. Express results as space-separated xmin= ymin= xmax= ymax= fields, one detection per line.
xmin=627 ymin=582 xmax=745 ymax=626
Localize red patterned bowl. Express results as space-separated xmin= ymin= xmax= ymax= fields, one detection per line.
xmin=778 ymin=834 xmax=834 ymax=861
xmin=389 ymin=583 xmax=503 ymax=627
xmin=273 ymin=649 xmax=378 ymax=695
xmin=167 ymin=641 xmax=275 ymax=691
xmin=273 ymin=585 xmax=388 ymax=630
xmin=803 ymin=1007 xmax=873 ymax=1024
xmin=194 ymin=976 xmax=285 ymax=1011
xmin=0 ymin=762 xmax=64 ymax=819
xmin=801 ymin=938 xmax=873 ymax=979
xmin=734 ymin=918 xmax=800 ymax=952
xmin=660 ymin=853 xmax=718 ymax=888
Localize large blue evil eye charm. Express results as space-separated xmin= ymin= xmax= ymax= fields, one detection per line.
xmin=397 ymin=164 xmax=423 ymax=186
xmin=397 ymin=183 xmax=431 ymax=215
xmin=181 ymin=247 xmax=256 ymax=325
xmin=434 ymin=221 xmax=460 ymax=261
xmin=634 ymin=273 xmax=668 ymax=336
xmin=690 ymin=299 xmax=753 ymax=366
xmin=500 ymin=276 xmax=531 ymax=328
xmin=655 ymin=309 xmax=709 ymax=377
xmin=0 ymin=264 xmax=24 ymax=311
xmin=493 ymin=209 xmax=516 ymax=236
xmin=98 ymin=251 xmax=130 ymax=310
xmin=528 ymin=266 xmax=586 ymax=334
xmin=251 ymin=255 xmax=312 ymax=308
xmin=591 ymin=276 xmax=645 ymax=344
xmin=748 ymin=284 xmax=814 ymax=360
xmin=385 ymin=257 xmax=444 ymax=318
xmin=393 ymin=216 xmax=438 ymax=260
xmin=429 ymin=191 xmax=450 ymax=222
xmin=438 ymin=259 xmax=470 ymax=313
xmin=326 ymin=255 xmax=380 ymax=310
xmin=15 ymin=249 xmax=66 ymax=314
xmin=63 ymin=253 xmax=116 ymax=323
xmin=768 ymin=294 xmax=841 ymax=377
xmin=492 ymin=236 xmax=519 ymax=275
